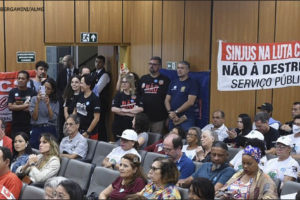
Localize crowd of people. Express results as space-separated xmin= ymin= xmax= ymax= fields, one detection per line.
xmin=0 ymin=54 xmax=300 ymax=199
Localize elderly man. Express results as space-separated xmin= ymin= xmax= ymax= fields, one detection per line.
xmin=177 ymin=141 xmax=235 ymax=191
xmin=163 ymin=133 xmax=195 ymax=179
xmin=60 ymin=114 xmax=88 ymax=159
xmin=254 ymin=112 xmax=279 ymax=155
xmin=280 ymin=102 xmax=300 ymax=136
xmin=0 ymin=119 xmax=12 ymax=152
xmin=0 ymin=147 xmax=22 ymax=199
xmin=165 ymin=61 xmax=198 ymax=132
xmin=202 ymin=110 xmax=228 ymax=141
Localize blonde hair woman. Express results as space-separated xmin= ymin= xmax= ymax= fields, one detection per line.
xmin=17 ymin=133 xmax=60 ymax=184
xmin=111 ymin=74 xmax=143 ymax=140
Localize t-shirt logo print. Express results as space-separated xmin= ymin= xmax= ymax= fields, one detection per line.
xmin=76 ymin=102 xmax=88 ymax=116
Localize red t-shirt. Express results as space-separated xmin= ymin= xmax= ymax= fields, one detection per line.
xmin=0 ymin=185 xmax=15 ymax=199
xmin=110 ymin=177 xmax=146 ymax=200
xmin=0 ymin=171 xmax=22 ymax=199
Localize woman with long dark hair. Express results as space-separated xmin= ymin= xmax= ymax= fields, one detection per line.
xmin=29 ymin=78 xmax=59 ymax=149
xmin=63 ymin=75 xmax=81 ymax=120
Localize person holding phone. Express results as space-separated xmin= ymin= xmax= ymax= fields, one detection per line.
xmin=29 ymin=78 xmax=59 ymax=149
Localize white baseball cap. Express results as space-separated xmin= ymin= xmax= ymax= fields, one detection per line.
xmin=244 ymin=130 xmax=264 ymax=141
xmin=120 ymin=129 xmax=138 ymax=142
xmin=276 ymin=136 xmax=293 ymax=147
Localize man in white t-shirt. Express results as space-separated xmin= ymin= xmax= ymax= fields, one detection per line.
xmin=264 ymin=136 xmax=299 ymax=184
xmin=230 ymin=130 xmax=267 ymax=171
xmin=202 ymin=110 xmax=228 ymax=141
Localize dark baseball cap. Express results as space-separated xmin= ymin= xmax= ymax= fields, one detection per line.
xmin=257 ymin=102 xmax=273 ymax=112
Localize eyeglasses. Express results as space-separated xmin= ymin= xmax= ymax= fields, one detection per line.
xmin=65 ymin=123 xmax=74 ymax=127
xmin=275 ymin=144 xmax=288 ymax=149
xmin=150 ymin=166 xmax=161 ymax=171
xmin=212 ymin=116 xmax=221 ymax=119
xmin=121 ymin=81 xmax=128 ymax=84
xmin=148 ymin=63 xmax=160 ymax=66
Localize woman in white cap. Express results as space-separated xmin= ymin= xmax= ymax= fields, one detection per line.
xmin=102 ymin=129 xmax=141 ymax=170
xmin=230 ymin=130 xmax=267 ymax=171
xmin=263 ymin=136 xmax=299 ymax=185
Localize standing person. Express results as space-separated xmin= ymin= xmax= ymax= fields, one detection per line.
xmin=29 ymin=61 xmax=49 ymax=93
xmin=29 ymin=78 xmax=59 ymax=149
xmin=63 ymin=75 xmax=81 ymax=120
xmin=0 ymin=119 xmax=12 ymax=152
xmin=111 ymin=74 xmax=143 ymax=140
xmin=138 ymin=57 xmax=170 ymax=134
xmin=75 ymin=74 xmax=100 ymax=140
xmin=165 ymin=61 xmax=198 ymax=132
xmin=92 ymin=55 xmax=111 ymax=141
xmin=8 ymin=70 xmax=37 ymax=137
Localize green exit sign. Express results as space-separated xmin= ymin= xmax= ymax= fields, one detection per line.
xmin=80 ymin=32 xmax=98 ymax=43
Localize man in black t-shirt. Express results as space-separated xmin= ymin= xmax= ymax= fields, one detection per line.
xmin=254 ymin=112 xmax=279 ymax=155
xmin=138 ymin=57 xmax=170 ymax=134
xmin=8 ymin=70 xmax=37 ymax=138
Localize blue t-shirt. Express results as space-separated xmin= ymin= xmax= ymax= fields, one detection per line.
xmin=167 ymin=77 xmax=198 ymax=118
xmin=176 ymin=153 xmax=195 ymax=179
xmin=192 ymin=162 xmax=235 ymax=185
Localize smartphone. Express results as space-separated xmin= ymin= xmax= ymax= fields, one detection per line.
xmin=40 ymin=85 xmax=46 ymax=97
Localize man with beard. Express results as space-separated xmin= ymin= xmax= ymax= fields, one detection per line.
xmin=29 ymin=61 xmax=49 ymax=93
xmin=138 ymin=57 xmax=170 ymax=134
xmin=177 ymin=141 xmax=235 ymax=191
xmin=60 ymin=114 xmax=87 ymax=159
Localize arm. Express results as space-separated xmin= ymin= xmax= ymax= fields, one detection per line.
xmin=175 ymin=95 xmax=197 ymax=114
xmin=60 ymin=154 xmax=79 ymax=159
xmin=122 ymin=106 xmax=143 ymax=115
xmin=164 ymin=94 xmax=172 ymax=113
xmin=31 ymin=98 xmax=40 ymax=121
xmin=111 ymin=107 xmax=135 ymax=117
xmin=94 ymin=73 xmax=110 ymax=94
xmin=215 ymin=183 xmax=224 ymax=191
xmin=176 ymin=176 xmax=193 ymax=188
xmin=292 ymin=154 xmax=300 ymax=160
xmin=64 ymin=106 xmax=69 ymax=120
xmin=44 ymin=96 xmax=54 ymax=119
xmin=266 ymin=148 xmax=276 ymax=155
xmin=99 ymin=184 xmax=113 ymax=200
xmin=283 ymin=175 xmax=295 ymax=183
xmin=8 ymin=103 xmax=29 ymax=111
xmin=102 ymin=158 xmax=113 ymax=168
xmin=138 ymin=137 xmax=146 ymax=147
xmin=83 ymin=113 xmax=100 ymax=137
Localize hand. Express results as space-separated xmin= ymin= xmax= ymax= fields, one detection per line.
xmin=28 ymin=154 xmax=38 ymax=165
xmin=196 ymin=146 xmax=204 ymax=161
xmin=227 ymin=129 xmax=237 ymax=139
xmin=44 ymin=95 xmax=50 ymax=105
xmin=82 ymin=132 xmax=89 ymax=138
xmin=280 ymin=124 xmax=292 ymax=132
xmin=169 ymin=111 xmax=177 ymax=120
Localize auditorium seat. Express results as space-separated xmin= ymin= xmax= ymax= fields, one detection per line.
xmin=79 ymin=138 xmax=98 ymax=163
xmin=58 ymin=157 xmax=70 ymax=176
xmin=147 ymin=132 xmax=161 ymax=146
xmin=86 ymin=166 xmax=120 ymax=196
xmin=138 ymin=150 xmax=147 ymax=163
xmin=92 ymin=142 xmax=117 ymax=166
xmin=143 ymin=152 xmax=166 ymax=174
xmin=227 ymin=147 xmax=241 ymax=162
xmin=20 ymin=185 xmax=45 ymax=199
xmin=63 ymin=159 xmax=94 ymax=194
xmin=281 ymin=181 xmax=300 ymax=196
xmin=178 ymin=187 xmax=189 ymax=199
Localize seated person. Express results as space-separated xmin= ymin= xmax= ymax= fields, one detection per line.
xmin=60 ymin=114 xmax=88 ymax=159
xmin=216 ymin=145 xmax=278 ymax=199
xmin=139 ymin=157 xmax=181 ymax=199
xmin=132 ymin=112 xmax=149 ymax=150
xmin=0 ymin=147 xmax=22 ymax=199
xmin=163 ymin=133 xmax=195 ymax=179
xmin=188 ymin=177 xmax=215 ymax=200
xmin=144 ymin=126 xmax=185 ymax=154
xmin=256 ymin=102 xmax=281 ymax=130
xmin=177 ymin=141 xmax=235 ymax=191
xmin=55 ymin=179 xmax=84 ymax=200
xmin=194 ymin=130 xmax=218 ymax=162
xmin=230 ymin=130 xmax=267 ymax=171
xmin=182 ymin=127 xmax=201 ymax=160
xmin=16 ymin=133 xmax=60 ymax=184
xmin=99 ymin=154 xmax=147 ymax=199
xmin=102 ymin=129 xmax=141 ymax=169
xmin=202 ymin=110 xmax=228 ymax=141
xmin=0 ymin=119 xmax=12 ymax=152
xmin=11 ymin=132 xmax=33 ymax=173
xmin=44 ymin=176 xmax=68 ymax=199
xmin=280 ymin=102 xmax=300 ymax=136
xmin=264 ymin=136 xmax=299 ymax=184
xmin=290 ymin=115 xmax=300 ymax=159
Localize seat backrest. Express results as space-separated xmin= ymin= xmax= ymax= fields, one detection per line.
xmin=64 ymin=159 xmax=93 ymax=193
xmin=178 ymin=187 xmax=189 ymax=199
xmin=92 ymin=141 xmax=117 ymax=166
xmin=281 ymin=181 xmax=300 ymax=195
xmin=58 ymin=157 xmax=70 ymax=176
xmin=193 ymin=161 xmax=203 ymax=172
xmin=84 ymin=139 xmax=98 ymax=162
xmin=87 ymin=166 xmax=120 ymax=196
xmin=147 ymin=132 xmax=162 ymax=146
xmin=143 ymin=152 xmax=166 ymax=174
xmin=138 ymin=150 xmax=147 ymax=164
xmin=20 ymin=185 xmax=45 ymax=199
xmin=227 ymin=147 xmax=241 ymax=162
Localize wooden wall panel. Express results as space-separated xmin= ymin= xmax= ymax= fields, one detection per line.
xmin=5 ymin=1 xmax=44 ymax=71
xmin=272 ymin=1 xmax=300 ymax=123
xmin=130 ymin=1 xmax=152 ymax=76
xmin=162 ymin=1 xmax=184 ymax=66
xmin=123 ymin=1 xmax=133 ymax=43
xmin=0 ymin=0 xmax=4 ymax=72
xmin=211 ymin=1 xmax=258 ymax=127
xmin=255 ymin=1 xmax=276 ymax=111
xmin=45 ymin=1 xmax=74 ymax=43
xmin=90 ymin=1 xmax=122 ymax=44
xmin=184 ymin=0 xmax=211 ymax=71
xmin=75 ymin=1 xmax=88 ymax=43
xmin=152 ymin=0 xmax=162 ymax=57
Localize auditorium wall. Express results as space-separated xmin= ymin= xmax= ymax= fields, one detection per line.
xmin=0 ymin=0 xmax=299 ymax=127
